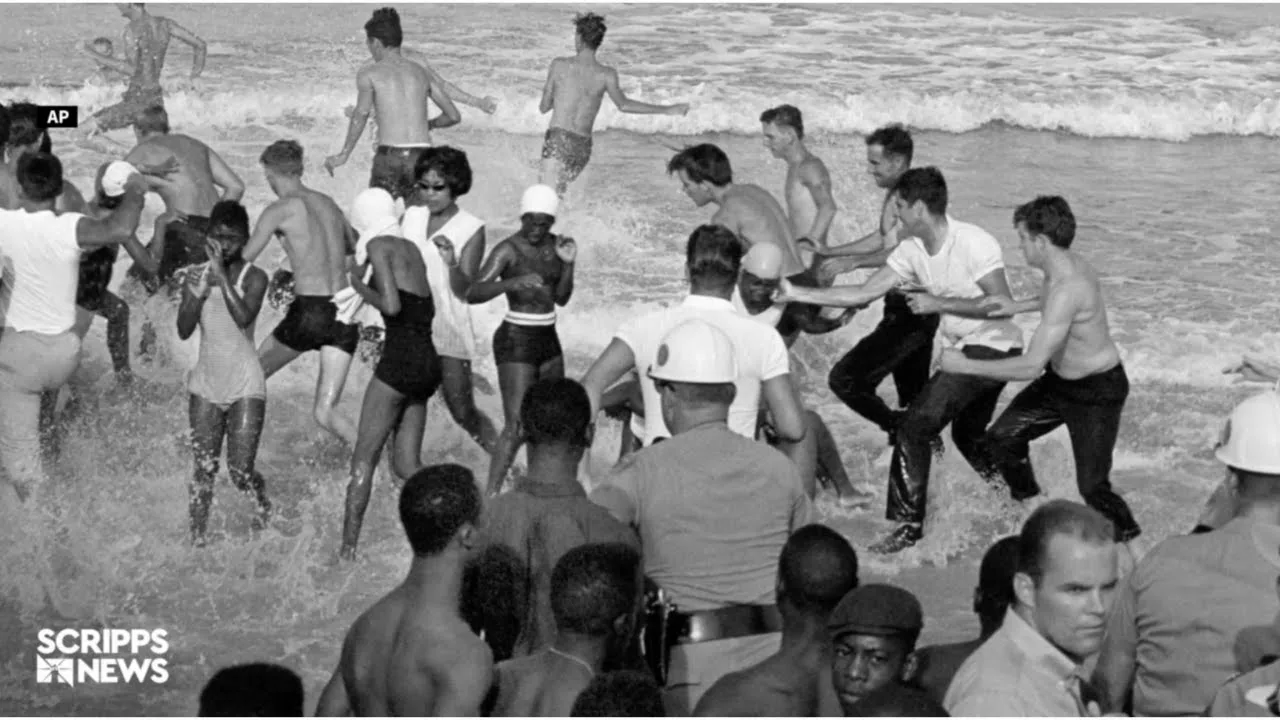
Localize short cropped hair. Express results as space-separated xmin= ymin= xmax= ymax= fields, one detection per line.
xmin=7 ymin=102 xmax=48 ymax=150
xmin=364 ymin=7 xmax=403 ymax=48
xmin=975 ymin=535 xmax=1020 ymax=621
xmin=848 ymin=683 xmax=949 ymax=718
xmin=760 ymin=104 xmax=804 ymax=140
xmin=894 ymin=167 xmax=947 ymax=216
xmin=415 ymin=145 xmax=473 ymax=197
xmin=1014 ymin=195 xmax=1077 ymax=249
xmin=866 ymin=124 xmax=913 ymax=165
xmin=198 ymin=663 xmax=304 ymax=716
xmin=17 ymin=152 xmax=63 ymax=203
xmin=779 ymin=524 xmax=860 ymax=615
xmin=209 ymin=200 xmax=251 ymax=239
xmin=685 ymin=223 xmax=743 ymax=289
xmin=551 ymin=542 xmax=641 ymax=637
xmin=571 ymin=670 xmax=666 ymax=716
xmin=134 ymin=105 xmax=170 ymax=134
xmin=574 ymin=13 xmax=607 ymax=50
xmin=1018 ymin=500 xmax=1115 ymax=585
xmin=260 ymin=140 xmax=304 ymax=177
xmin=520 ymin=378 xmax=592 ymax=448
xmin=667 ymin=144 xmax=732 ymax=187
xmin=399 ymin=463 xmax=481 ymax=557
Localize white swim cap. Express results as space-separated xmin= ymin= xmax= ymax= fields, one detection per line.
xmin=521 ymin=184 xmax=560 ymax=217
xmin=742 ymin=243 xmax=784 ymax=280
xmin=351 ymin=187 xmax=400 ymax=245
xmin=101 ymin=161 xmax=139 ymax=198
xmin=1216 ymin=391 xmax=1280 ymax=474
xmin=647 ymin=319 xmax=738 ymax=384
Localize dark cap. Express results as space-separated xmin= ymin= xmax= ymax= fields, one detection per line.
xmin=827 ymin=583 xmax=924 ymax=638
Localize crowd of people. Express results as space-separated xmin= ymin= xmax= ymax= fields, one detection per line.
xmin=5 ymin=4 xmax=1280 ymax=717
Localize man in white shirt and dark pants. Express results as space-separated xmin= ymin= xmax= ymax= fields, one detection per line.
xmin=781 ymin=166 xmax=1022 ymax=554
xmin=0 ymin=153 xmax=146 ymax=507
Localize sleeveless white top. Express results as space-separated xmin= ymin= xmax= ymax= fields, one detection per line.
xmin=401 ymin=205 xmax=483 ymax=360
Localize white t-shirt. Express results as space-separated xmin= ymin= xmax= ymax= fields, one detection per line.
xmin=0 ymin=209 xmax=84 ymax=334
xmin=614 ymin=294 xmax=791 ymax=443
xmin=886 ymin=217 xmax=1023 ymax=351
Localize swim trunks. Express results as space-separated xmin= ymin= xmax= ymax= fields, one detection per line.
xmin=492 ymin=320 xmax=562 ymax=368
xmin=540 ymin=128 xmax=593 ymax=186
xmin=76 ymin=245 xmax=120 ymax=310
xmin=374 ymin=290 xmax=442 ymax=402
xmin=271 ymin=294 xmax=360 ymax=355
xmin=127 ymin=214 xmax=210 ymax=294
xmin=370 ymin=145 xmax=430 ymax=200
xmin=92 ymin=86 xmax=164 ymax=133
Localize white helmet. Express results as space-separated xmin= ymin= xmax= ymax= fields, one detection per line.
xmin=1215 ymin=391 xmax=1280 ymax=474
xmin=647 ymin=319 xmax=738 ymax=384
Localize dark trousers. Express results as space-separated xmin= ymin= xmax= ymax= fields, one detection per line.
xmin=887 ymin=345 xmax=1018 ymax=525
xmin=985 ymin=363 xmax=1141 ymax=541
xmin=828 ymin=295 xmax=940 ymax=433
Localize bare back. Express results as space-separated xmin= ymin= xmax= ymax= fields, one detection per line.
xmin=1046 ymin=255 xmax=1121 ymax=379
xmin=271 ymin=189 xmax=351 ymax=296
xmin=694 ymin=656 xmax=823 ymax=718
xmin=490 ymin=653 xmax=591 ymax=717
xmin=370 ymin=235 xmax=431 ymax=298
xmin=715 ymin=184 xmax=806 ymax=276
xmin=125 ymin=134 xmax=219 ymax=215
xmin=365 ymin=58 xmax=435 ymax=146
xmin=545 ymin=56 xmax=612 ymax=136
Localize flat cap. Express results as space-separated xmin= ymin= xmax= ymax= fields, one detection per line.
xmin=828 ymin=583 xmax=924 ymax=637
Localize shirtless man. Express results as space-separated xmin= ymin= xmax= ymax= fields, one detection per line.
xmin=489 ymin=542 xmax=641 ymax=717
xmin=760 ymin=105 xmax=841 ymax=269
xmin=666 ymin=143 xmax=808 ymax=281
xmin=539 ymin=12 xmax=689 ymax=195
xmin=315 ymin=464 xmax=494 ymax=716
xmin=324 ymin=7 xmax=461 ymax=201
xmin=465 ymin=184 xmax=576 ymax=497
xmin=244 ymin=140 xmax=361 ymax=446
xmin=940 ymin=195 xmax=1142 ymax=544
xmin=80 ymin=3 xmax=206 ymax=135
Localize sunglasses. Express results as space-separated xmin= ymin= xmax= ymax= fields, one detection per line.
xmin=415 ymin=181 xmax=449 ymax=193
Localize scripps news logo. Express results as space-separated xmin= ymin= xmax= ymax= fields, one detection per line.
xmin=36 ymin=628 xmax=169 ymax=687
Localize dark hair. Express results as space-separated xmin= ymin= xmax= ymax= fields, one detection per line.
xmin=551 ymin=542 xmax=641 ymax=637
xmin=209 ymin=200 xmax=251 ymax=239
xmin=847 ymin=683 xmax=949 ymax=718
xmin=866 ymin=124 xmax=913 ymax=165
xmin=17 ymin=152 xmax=63 ymax=203
xmin=666 ymin=144 xmax=732 ymax=187
xmin=415 ymin=145 xmax=473 ymax=197
xmin=0 ymin=104 xmax=9 ymax=147
xmin=1018 ymin=500 xmax=1115 ymax=585
xmin=364 ymin=7 xmax=403 ymax=49
xmin=134 ymin=105 xmax=170 ymax=134
xmin=760 ymin=104 xmax=804 ymax=140
xmin=520 ymin=378 xmax=592 ymax=448
xmin=260 ymin=139 xmax=304 ymax=177
xmin=685 ymin=224 xmax=743 ymax=291
xmin=461 ymin=544 xmax=525 ymax=664
xmin=198 ymin=663 xmax=304 ymax=716
xmin=1014 ymin=195 xmax=1076 ymax=249
xmin=571 ymin=670 xmax=666 ymax=717
xmin=574 ymin=12 xmax=607 ymax=50
xmin=399 ymin=463 xmax=481 ymax=557
xmin=779 ymin=524 xmax=859 ymax=615
xmin=7 ymin=102 xmax=48 ymax=151
xmin=893 ymin=167 xmax=947 ymax=216
xmin=975 ymin=535 xmax=1020 ymax=622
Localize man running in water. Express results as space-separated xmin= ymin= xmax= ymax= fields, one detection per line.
xmin=315 ymin=464 xmax=494 ymax=716
xmin=539 ymin=12 xmax=689 ymax=195
xmin=324 ymin=7 xmax=461 ymax=201
xmin=760 ymin=105 xmax=842 ymax=268
xmin=466 ymin=185 xmax=577 ymax=497
xmin=940 ymin=195 xmax=1142 ymax=544
xmin=81 ymin=3 xmax=206 ymax=135
xmin=244 ymin=140 xmax=361 ymax=447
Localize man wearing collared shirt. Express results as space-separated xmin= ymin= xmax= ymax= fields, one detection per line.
xmin=1093 ymin=391 xmax=1280 ymax=716
xmin=780 ymin=166 xmax=1022 ymax=554
xmin=590 ymin=318 xmax=814 ymax=716
xmin=945 ymin=500 xmax=1119 ymax=717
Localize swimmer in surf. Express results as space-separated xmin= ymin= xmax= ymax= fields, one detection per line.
xmin=466 ymin=185 xmax=577 ymax=497
xmin=538 ymin=12 xmax=689 ymax=195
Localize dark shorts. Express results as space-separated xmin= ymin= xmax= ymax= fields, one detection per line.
xmin=492 ymin=321 xmax=562 ymax=368
xmin=128 ymin=214 xmax=210 ymax=295
xmin=93 ymin=87 xmax=164 ymax=132
xmin=369 ymin=145 xmax=429 ymax=200
xmin=77 ymin=245 xmax=119 ymax=308
xmin=540 ymin=128 xmax=593 ymax=184
xmin=271 ymin=295 xmax=360 ymax=356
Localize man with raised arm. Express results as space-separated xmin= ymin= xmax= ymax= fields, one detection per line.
xmin=539 ymin=12 xmax=689 ymax=195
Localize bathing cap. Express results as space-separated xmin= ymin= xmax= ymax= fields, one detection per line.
xmin=351 ymin=188 xmax=400 ymax=246
xmin=521 ymin=184 xmax=560 ymax=217
xmin=100 ymin=161 xmax=139 ymax=198
xmin=742 ymin=243 xmax=784 ymax=280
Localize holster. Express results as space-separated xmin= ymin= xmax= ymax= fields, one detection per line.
xmin=640 ymin=578 xmax=685 ymax=686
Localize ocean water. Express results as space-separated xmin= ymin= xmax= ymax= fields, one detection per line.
xmin=2 ymin=3 xmax=1279 ymax=714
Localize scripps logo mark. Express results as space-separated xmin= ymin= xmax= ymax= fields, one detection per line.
xmin=36 ymin=629 xmax=170 ymax=687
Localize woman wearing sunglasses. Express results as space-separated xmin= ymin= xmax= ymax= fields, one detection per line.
xmin=176 ymin=200 xmax=271 ymax=546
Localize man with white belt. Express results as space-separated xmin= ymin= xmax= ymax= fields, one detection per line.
xmin=590 ymin=318 xmax=814 ymax=715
